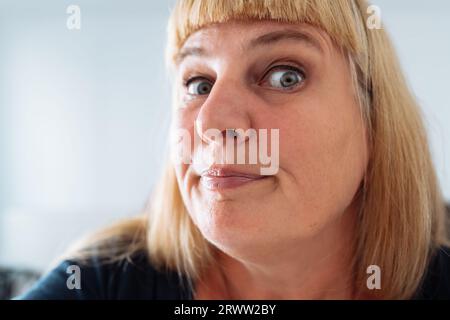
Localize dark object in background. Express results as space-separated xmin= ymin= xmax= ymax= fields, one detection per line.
xmin=447 ymin=204 xmax=450 ymax=238
xmin=0 ymin=267 xmax=40 ymax=300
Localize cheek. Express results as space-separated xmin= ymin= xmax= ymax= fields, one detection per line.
xmin=275 ymin=97 xmax=368 ymax=220
xmin=171 ymin=111 xmax=197 ymax=197
xmin=172 ymin=106 xmax=197 ymax=164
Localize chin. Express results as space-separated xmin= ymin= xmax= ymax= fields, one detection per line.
xmin=196 ymin=204 xmax=261 ymax=236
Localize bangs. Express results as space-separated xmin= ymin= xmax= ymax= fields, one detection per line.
xmin=167 ymin=0 xmax=369 ymax=64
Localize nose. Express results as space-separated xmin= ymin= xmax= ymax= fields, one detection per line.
xmin=195 ymin=78 xmax=252 ymax=145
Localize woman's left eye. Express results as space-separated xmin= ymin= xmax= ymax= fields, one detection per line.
xmin=263 ymin=67 xmax=305 ymax=90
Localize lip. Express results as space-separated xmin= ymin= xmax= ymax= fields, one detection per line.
xmin=200 ymin=166 xmax=268 ymax=190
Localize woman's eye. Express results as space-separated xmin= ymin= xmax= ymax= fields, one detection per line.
xmin=264 ymin=67 xmax=305 ymax=90
xmin=186 ymin=78 xmax=213 ymax=95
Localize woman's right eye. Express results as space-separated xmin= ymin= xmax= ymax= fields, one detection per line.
xmin=186 ymin=78 xmax=213 ymax=95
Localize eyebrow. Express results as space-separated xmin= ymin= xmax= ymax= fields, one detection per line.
xmin=175 ymin=29 xmax=323 ymax=65
xmin=249 ymin=29 xmax=323 ymax=53
xmin=176 ymin=46 xmax=206 ymax=65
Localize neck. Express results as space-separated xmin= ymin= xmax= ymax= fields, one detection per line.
xmin=195 ymin=203 xmax=360 ymax=300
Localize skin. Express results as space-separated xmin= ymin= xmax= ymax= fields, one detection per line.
xmin=172 ymin=20 xmax=369 ymax=299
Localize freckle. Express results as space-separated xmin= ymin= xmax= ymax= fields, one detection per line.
xmin=309 ymin=222 xmax=318 ymax=229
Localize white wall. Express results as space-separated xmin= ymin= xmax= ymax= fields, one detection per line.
xmin=0 ymin=0 xmax=449 ymax=272
xmin=0 ymin=0 xmax=176 ymax=270
xmin=376 ymin=0 xmax=450 ymax=206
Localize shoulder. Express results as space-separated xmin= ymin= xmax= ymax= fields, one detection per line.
xmin=413 ymin=246 xmax=450 ymax=299
xmin=17 ymin=251 xmax=192 ymax=300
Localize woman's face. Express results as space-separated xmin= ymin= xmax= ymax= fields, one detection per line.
xmin=172 ymin=20 xmax=369 ymax=256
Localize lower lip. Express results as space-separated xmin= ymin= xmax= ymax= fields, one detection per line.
xmin=200 ymin=176 xmax=268 ymax=190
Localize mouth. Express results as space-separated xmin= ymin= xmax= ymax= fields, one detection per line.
xmin=200 ymin=166 xmax=270 ymax=191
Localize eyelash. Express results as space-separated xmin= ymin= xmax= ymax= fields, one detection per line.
xmin=183 ymin=75 xmax=212 ymax=88
xmin=182 ymin=63 xmax=307 ymax=92
xmin=260 ymin=64 xmax=306 ymax=87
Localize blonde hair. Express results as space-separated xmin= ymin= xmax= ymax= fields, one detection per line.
xmin=68 ymin=0 xmax=448 ymax=299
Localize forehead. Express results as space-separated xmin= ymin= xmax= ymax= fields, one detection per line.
xmin=177 ymin=20 xmax=332 ymax=64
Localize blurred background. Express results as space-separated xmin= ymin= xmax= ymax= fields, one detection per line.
xmin=0 ymin=0 xmax=449 ymax=298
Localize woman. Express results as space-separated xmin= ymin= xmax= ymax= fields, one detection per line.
xmin=21 ymin=0 xmax=450 ymax=300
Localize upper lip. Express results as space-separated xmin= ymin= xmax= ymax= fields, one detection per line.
xmin=200 ymin=165 xmax=265 ymax=179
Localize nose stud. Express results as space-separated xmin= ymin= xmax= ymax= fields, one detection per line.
xmin=226 ymin=128 xmax=239 ymax=138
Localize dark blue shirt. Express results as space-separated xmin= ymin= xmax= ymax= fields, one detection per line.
xmin=18 ymin=247 xmax=450 ymax=300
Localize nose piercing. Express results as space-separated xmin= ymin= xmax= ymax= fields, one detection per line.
xmin=226 ymin=128 xmax=238 ymax=138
